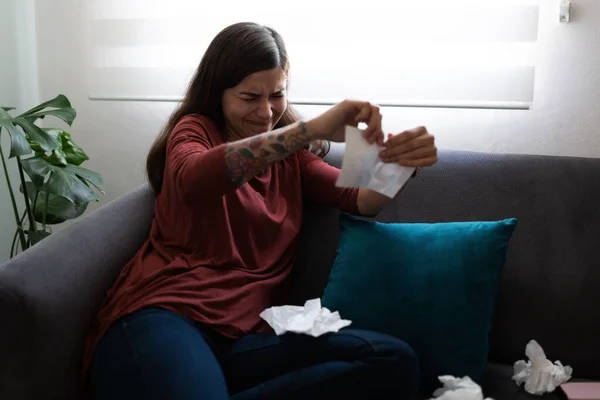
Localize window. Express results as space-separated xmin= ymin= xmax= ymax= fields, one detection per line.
xmin=87 ymin=0 xmax=539 ymax=110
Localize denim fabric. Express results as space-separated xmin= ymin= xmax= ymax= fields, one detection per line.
xmin=90 ymin=308 xmax=420 ymax=399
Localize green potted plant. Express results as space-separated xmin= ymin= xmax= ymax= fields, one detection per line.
xmin=0 ymin=94 xmax=104 ymax=257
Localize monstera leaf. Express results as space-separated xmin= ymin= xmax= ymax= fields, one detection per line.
xmin=13 ymin=118 xmax=60 ymax=152
xmin=20 ymin=156 xmax=104 ymax=207
xmin=0 ymin=108 xmax=31 ymax=157
xmin=28 ymin=128 xmax=89 ymax=167
xmin=20 ymin=182 xmax=89 ymax=224
xmin=0 ymin=94 xmax=76 ymax=157
xmin=19 ymin=94 xmax=76 ymax=126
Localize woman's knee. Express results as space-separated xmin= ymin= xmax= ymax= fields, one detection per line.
xmin=382 ymin=336 xmax=420 ymax=384
xmin=90 ymin=308 xmax=229 ymax=400
xmin=336 ymin=329 xmax=420 ymax=393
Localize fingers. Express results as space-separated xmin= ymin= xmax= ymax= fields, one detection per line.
xmin=351 ymin=102 xmax=383 ymax=144
xmin=381 ymin=145 xmax=437 ymax=164
xmin=397 ymin=155 xmax=438 ymax=167
xmin=366 ymin=106 xmax=384 ymax=145
xmin=352 ymin=101 xmax=372 ymax=125
xmin=383 ymin=126 xmax=427 ymax=149
xmin=380 ymin=133 xmax=435 ymax=160
xmin=379 ymin=125 xmax=438 ymax=166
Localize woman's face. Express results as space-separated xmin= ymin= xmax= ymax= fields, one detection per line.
xmin=222 ymin=67 xmax=288 ymax=140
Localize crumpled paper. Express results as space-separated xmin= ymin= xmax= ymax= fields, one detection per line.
xmin=430 ymin=375 xmax=494 ymax=400
xmin=512 ymin=339 xmax=573 ymax=395
xmin=259 ymin=298 xmax=352 ymax=337
xmin=336 ymin=126 xmax=416 ymax=198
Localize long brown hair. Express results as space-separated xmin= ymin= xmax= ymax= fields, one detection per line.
xmin=146 ymin=22 xmax=304 ymax=194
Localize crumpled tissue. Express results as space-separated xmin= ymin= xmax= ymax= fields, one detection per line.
xmin=259 ymin=298 xmax=352 ymax=337
xmin=336 ymin=126 xmax=416 ymax=198
xmin=429 ymin=375 xmax=494 ymax=400
xmin=512 ymin=339 xmax=573 ymax=395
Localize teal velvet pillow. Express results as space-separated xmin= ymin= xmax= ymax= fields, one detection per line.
xmin=322 ymin=214 xmax=518 ymax=390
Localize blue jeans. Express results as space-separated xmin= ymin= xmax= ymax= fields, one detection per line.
xmin=89 ymin=308 xmax=420 ymax=399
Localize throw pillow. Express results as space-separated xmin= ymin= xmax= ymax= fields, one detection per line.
xmin=321 ymin=214 xmax=518 ymax=389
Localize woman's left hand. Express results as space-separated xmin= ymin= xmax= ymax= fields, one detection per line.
xmin=378 ymin=126 xmax=438 ymax=167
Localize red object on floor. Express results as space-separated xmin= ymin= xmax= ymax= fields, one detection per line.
xmin=561 ymin=383 xmax=600 ymax=400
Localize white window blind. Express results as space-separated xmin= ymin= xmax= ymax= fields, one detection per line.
xmin=86 ymin=0 xmax=540 ymax=110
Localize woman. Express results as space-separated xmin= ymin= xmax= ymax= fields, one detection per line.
xmin=83 ymin=22 xmax=437 ymax=400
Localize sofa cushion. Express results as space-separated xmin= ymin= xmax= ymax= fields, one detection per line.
xmin=321 ymin=214 xmax=518 ymax=389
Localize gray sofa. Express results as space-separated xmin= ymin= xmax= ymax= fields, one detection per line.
xmin=1 ymin=149 xmax=599 ymax=400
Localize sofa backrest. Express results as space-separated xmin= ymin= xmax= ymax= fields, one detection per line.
xmin=290 ymin=148 xmax=600 ymax=380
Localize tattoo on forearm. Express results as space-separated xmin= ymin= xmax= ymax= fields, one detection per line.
xmin=225 ymin=122 xmax=311 ymax=187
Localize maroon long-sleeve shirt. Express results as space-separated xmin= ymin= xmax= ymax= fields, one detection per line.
xmin=81 ymin=114 xmax=360 ymax=382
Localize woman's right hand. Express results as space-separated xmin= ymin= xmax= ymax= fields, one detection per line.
xmin=305 ymin=100 xmax=384 ymax=145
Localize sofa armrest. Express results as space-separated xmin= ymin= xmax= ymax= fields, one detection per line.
xmin=0 ymin=184 xmax=155 ymax=400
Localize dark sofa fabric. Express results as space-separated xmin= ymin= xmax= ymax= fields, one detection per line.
xmin=1 ymin=149 xmax=599 ymax=400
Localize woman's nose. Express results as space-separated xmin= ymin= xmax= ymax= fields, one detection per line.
xmin=255 ymin=99 xmax=274 ymax=120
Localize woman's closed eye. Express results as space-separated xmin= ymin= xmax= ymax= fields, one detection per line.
xmin=241 ymin=94 xmax=284 ymax=102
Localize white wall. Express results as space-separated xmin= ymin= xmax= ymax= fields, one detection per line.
xmin=0 ymin=0 xmax=39 ymax=262
xmin=32 ymin=0 xmax=600 ymax=216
